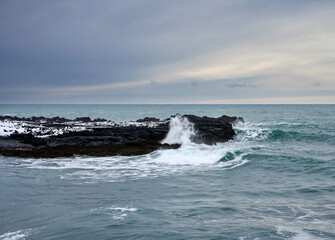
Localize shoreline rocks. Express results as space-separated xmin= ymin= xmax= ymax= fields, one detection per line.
xmin=0 ymin=114 xmax=243 ymax=158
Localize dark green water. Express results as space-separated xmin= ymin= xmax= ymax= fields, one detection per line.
xmin=0 ymin=105 xmax=334 ymax=239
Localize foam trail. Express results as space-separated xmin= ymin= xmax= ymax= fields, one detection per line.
xmin=0 ymin=229 xmax=34 ymax=240
xmin=161 ymin=115 xmax=195 ymax=145
xmin=157 ymin=115 xmax=248 ymax=166
xmin=6 ymin=115 xmax=249 ymax=181
xmin=155 ymin=144 xmax=227 ymax=166
xmin=276 ymin=226 xmax=323 ymax=240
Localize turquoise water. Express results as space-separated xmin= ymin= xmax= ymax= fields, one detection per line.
xmin=0 ymin=104 xmax=335 ymax=240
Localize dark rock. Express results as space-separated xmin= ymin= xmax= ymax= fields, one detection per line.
xmin=51 ymin=116 xmax=71 ymax=123
xmin=184 ymin=114 xmax=242 ymax=144
xmin=136 ymin=117 xmax=160 ymax=122
xmin=0 ymin=114 xmax=243 ymax=158
xmin=10 ymin=133 xmax=47 ymax=147
xmin=93 ymin=118 xmax=107 ymax=122
xmin=75 ymin=117 xmax=92 ymax=122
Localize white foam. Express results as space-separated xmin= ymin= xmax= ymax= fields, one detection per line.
xmin=218 ymin=154 xmax=249 ymax=169
xmin=154 ymin=144 xmax=220 ymax=165
xmin=112 ymin=213 xmax=128 ymax=220
xmin=154 ymin=143 xmax=248 ymax=168
xmin=0 ymin=229 xmax=34 ymax=240
xmin=90 ymin=206 xmax=137 ymax=220
xmin=161 ymin=115 xmax=195 ymax=145
xmin=0 ymin=120 xmax=25 ymax=136
xmin=296 ymin=214 xmax=313 ymax=220
xmin=6 ymin=115 xmax=252 ymax=182
xmin=107 ymin=207 xmax=137 ymax=212
xmin=156 ymin=115 xmax=250 ymax=167
xmin=0 ymin=118 xmax=167 ymax=138
xmin=15 ymin=142 xmax=248 ymax=183
xmin=108 ymin=207 xmax=137 ymax=220
xmin=10 ymin=115 xmax=252 ymax=182
xmin=277 ymin=226 xmax=323 ymax=240
xmin=233 ymin=121 xmax=269 ymax=141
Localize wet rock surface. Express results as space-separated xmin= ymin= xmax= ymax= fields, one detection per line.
xmin=0 ymin=114 xmax=242 ymax=158
xmin=185 ymin=115 xmax=243 ymax=145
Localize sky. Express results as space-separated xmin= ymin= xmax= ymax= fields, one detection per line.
xmin=0 ymin=0 xmax=334 ymax=104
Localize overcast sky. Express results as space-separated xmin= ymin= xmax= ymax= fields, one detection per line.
xmin=0 ymin=0 xmax=334 ymax=104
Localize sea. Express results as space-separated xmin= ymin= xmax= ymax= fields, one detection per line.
xmin=0 ymin=104 xmax=334 ymax=240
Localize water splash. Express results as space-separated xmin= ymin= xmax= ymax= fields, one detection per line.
xmin=156 ymin=115 xmax=249 ymax=167
xmin=3 ymin=115 xmax=251 ymax=182
xmin=161 ymin=115 xmax=196 ymax=145
xmin=233 ymin=121 xmax=269 ymax=141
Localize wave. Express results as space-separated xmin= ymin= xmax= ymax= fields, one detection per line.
xmin=154 ymin=115 xmax=248 ymax=167
xmin=234 ymin=121 xmax=334 ymax=143
xmin=11 ymin=145 xmax=248 ymax=182
xmin=256 ymin=121 xmax=321 ymax=129
xmin=233 ymin=121 xmax=269 ymax=141
xmin=5 ymin=117 xmax=332 ymax=182
xmin=89 ymin=206 xmax=137 ymax=221
xmin=161 ymin=114 xmax=195 ymax=145
xmin=0 ymin=229 xmax=35 ymax=240
xmin=154 ymin=143 xmax=247 ymax=168
xmin=276 ymin=226 xmax=323 ymax=240
xmin=268 ymin=129 xmax=334 ymax=142
xmin=4 ymin=116 xmax=251 ymax=182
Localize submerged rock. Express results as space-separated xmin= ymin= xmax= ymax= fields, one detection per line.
xmin=0 ymin=114 xmax=243 ymax=158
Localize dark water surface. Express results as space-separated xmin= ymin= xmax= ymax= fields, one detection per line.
xmin=0 ymin=105 xmax=334 ymax=239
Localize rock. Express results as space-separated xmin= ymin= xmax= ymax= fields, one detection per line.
xmin=136 ymin=117 xmax=160 ymax=122
xmin=93 ymin=118 xmax=107 ymax=122
xmin=184 ymin=114 xmax=242 ymax=144
xmin=50 ymin=116 xmax=71 ymax=123
xmin=75 ymin=117 xmax=92 ymax=122
xmin=0 ymin=114 xmax=243 ymax=158
xmin=10 ymin=133 xmax=47 ymax=147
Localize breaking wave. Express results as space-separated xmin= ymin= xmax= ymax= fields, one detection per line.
xmin=156 ymin=115 xmax=248 ymax=167
xmin=0 ymin=229 xmax=35 ymax=240
xmin=4 ymin=116 xmax=254 ymax=182
xmin=161 ymin=114 xmax=195 ymax=145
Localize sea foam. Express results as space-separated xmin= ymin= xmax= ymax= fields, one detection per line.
xmin=0 ymin=229 xmax=35 ymax=240
xmin=161 ymin=115 xmax=195 ymax=145
xmin=7 ymin=115 xmax=249 ymax=182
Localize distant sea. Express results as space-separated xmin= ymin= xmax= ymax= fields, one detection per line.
xmin=0 ymin=104 xmax=335 ymax=240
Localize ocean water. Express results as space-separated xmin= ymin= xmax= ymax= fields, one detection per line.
xmin=0 ymin=104 xmax=335 ymax=240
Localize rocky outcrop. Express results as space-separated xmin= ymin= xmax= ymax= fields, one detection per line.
xmin=0 ymin=114 xmax=242 ymax=158
xmin=185 ymin=115 xmax=243 ymax=145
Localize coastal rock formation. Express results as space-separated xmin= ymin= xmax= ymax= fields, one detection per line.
xmin=0 ymin=114 xmax=243 ymax=158
xmin=185 ymin=115 xmax=243 ymax=145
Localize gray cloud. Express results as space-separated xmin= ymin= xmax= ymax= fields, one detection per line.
xmin=150 ymin=80 xmax=157 ymax=85
xmin=0 ymin=0 xmax=334 ymax=103
xmin=311 ymin=81 xmax=324 ymax=87
xmin=225 ymin=82 xmax=257 ymax=88
xmin=190 ymin=81 xmax=200 ymax=87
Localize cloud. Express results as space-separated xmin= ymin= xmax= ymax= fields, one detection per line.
xmin=196 ymin=95 xmax=335 ymax=104
xmin=311 ymin=81 xmax=325 ymax=87
xmin=190 ymin=81 xmax=200 ymax=87
xmin=225 ymin=82 xmax=257 ymax=88
xmin=150 ymin=80 xmax=158 ymax=85
xmin=0 ymin=0 xmax=334 ymax=103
